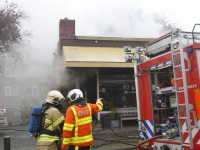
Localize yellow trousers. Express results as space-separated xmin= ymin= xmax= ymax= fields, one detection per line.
xmin=37 ymin=142 xmax=58 ymax=150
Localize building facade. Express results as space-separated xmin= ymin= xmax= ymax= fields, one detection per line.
xmin=53 ymin=18 xmax=153 ymax=112
xmin=0 ymin=54 xmax=50 ymax=108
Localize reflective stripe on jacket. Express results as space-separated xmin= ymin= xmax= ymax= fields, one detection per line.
xmin=37 ymin=107 xmax=64 ymax=145
xmin=62 ymin=100 xmax=103 ymax=148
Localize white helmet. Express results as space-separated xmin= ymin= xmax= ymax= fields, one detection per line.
xmin=67 ymin=89 xmax=83 ymax=101
xmin=46 ymin=90 xmax=64 ymax=105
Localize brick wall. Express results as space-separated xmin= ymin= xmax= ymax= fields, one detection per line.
xmin=59 ymin=18 xmax=75 ymax=40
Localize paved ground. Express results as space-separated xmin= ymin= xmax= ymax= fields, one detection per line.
xmin=92 ymin=121 xmax=139 ymax=150
xmin=0 ymin=120 xmax=139 ymax=150
xmin=0 ymin=124 xmax=36 ymax=150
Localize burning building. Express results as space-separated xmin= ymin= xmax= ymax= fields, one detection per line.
xmin=52 ymin=18 xmax=152 ymax=115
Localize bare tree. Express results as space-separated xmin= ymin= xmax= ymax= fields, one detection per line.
xmin=0 ymin=1 xmax=33 ymax=57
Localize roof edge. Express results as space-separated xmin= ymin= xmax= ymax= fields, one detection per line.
xmin=76 ymin=36 xmax=154 ymax=42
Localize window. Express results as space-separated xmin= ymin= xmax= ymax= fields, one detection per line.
xmin=42 ymin=86 xmax=49 ymax=96
xmin=25 ymin=86 xmax=32 ymax=95
xmin=33 ymin=86 xmax=38 ymax=95
xmin=5 ymin=86 xmax=18 ymax=96
xmin=99 ymin=74 xmax=136 ymax=110
xmin=5 ymin=68 xmax=19 ymax=77
xmin=25 ymin=86 xmax=38 ymax=96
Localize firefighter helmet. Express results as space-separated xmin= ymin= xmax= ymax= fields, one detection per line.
xmin=67 ymin=89 xmax=83 ymax=101
xmin=46 ymin=90 xmax=64 ymax=105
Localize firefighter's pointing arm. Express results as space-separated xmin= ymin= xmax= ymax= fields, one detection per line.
xmin=96 ymin=98 xmax=103 ymax=111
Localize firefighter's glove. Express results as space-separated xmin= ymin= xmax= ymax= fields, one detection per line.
xmin=96 ymin=98 xmax=103 ymax=103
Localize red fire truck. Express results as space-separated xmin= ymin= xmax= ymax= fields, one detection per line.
xmin=124 ymin=24 xmax=200 ymax=150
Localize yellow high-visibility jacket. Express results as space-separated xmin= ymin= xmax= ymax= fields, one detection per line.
xmin=37 ymin=106 xmax=64 ymax=146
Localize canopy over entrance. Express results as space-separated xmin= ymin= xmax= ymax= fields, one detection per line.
xmin=63 ymin=46 xmax=135 ymax=68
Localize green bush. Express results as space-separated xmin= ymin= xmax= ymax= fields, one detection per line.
xmin=110 ymin=106 xmax=117 ymax=120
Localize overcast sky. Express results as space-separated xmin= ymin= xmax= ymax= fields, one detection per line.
xmin=2 ymin=0 xmax=200 ymax=64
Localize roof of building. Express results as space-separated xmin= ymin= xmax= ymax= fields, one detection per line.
xmin=76 ymin=36 xmax=154 ymax=41
xmin=60 ymin=35 xmax=152 ymax=68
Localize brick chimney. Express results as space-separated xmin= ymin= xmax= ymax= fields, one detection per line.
xmin=59 ymin=18 xmax=75 ymax=40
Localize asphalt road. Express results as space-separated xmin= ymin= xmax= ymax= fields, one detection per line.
xmin=0 ymin=124 xmax=36 ymax=150
xmin=0 ymin=123 xmax=139 ymax=150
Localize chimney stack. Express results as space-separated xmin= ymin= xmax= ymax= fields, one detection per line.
xmin=59 ymin=18 xmax=75 ymax=40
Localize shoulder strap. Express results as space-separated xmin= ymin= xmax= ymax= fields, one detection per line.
xmin=40 ymin=105 xmax=51 ymax=127
xmin=42 ymin=105 xmax=50 ymax=113
xmin=36 ymin=106 xmax=51 ymax=137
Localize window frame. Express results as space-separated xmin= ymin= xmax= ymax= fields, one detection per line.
xmin=25 ymin=86 xmax=38 ymax=96
xmin=5 ymin=86 xmax=18 ymax=96
xmin=5 ymin=68 xmax=19 ymax=77
xmin=5 ymin=68 xmax=11 ymax=77
xmin=42 ymin=85 xmax=49 ymax=96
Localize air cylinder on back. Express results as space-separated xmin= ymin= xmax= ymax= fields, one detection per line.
xmin=28 ymin=106 xmax=42 ymax=133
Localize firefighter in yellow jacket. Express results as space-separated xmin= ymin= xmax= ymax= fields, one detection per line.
xmin=18 ymin=97 xmax=29 ymax=124
xmin=37 ymin=90 xmax=65 ymax=150
xmin=62 ymin=89 xmax=103 ymax=150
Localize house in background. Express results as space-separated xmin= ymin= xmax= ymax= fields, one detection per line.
xmin=53 ymin=18 xmax=153 ymax=112
xmin=0 ymin=53 xmax=50 ymax=108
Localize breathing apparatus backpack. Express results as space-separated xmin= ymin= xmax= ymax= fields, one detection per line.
xmin=28 ymin=105 xmax=50 ymax=138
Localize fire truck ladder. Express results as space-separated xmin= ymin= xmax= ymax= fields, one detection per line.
xmin=171 ymin=30 xmax=194 ymax=149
